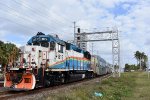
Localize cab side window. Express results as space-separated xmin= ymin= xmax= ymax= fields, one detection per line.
xmin=58 ymin=44 xmax=63 ymax=53
xmin=50 ymin=41 xmax=55 ymax=50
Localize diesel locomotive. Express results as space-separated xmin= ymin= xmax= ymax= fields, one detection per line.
xmin=4 ymin=32 xmax=112 ymax=90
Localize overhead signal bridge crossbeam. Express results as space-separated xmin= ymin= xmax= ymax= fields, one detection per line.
xmin=75 ymin=30 xmax=120 ymax=77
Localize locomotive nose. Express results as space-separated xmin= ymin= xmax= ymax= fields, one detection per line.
xmin=4 ymin=72 xmax=36 ymax=90
xmin=10 ymin=73 xmax=23 ymax=84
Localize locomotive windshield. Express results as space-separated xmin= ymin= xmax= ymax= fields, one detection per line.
xmin=31 ymin=37 xmax=49 ymax=47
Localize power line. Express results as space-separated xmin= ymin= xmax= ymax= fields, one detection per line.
xmin=36 ymin=0 xmax=73 ymax=24
xmin=0 ymin=1 xmax=73 ymax=34
xmin=92 ymin=43 xmax=94 ymax=55
xmin=13 ymin=0 xmax=72 ymax=29
xmin=0 ymin=2 xmax=58 ymax=32
xmin=73 ymin=21 xmax=76 ymax=45
xmin=0 ymin=5 xmax=53 ymax=31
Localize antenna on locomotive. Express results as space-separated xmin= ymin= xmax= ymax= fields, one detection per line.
xmin=37 ymin=32 xmax=45 ymax=35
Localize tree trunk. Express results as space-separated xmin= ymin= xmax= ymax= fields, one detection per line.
xmin=140 ymin=58 xmax=141 ymax=70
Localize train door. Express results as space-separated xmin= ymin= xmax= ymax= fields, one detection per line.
xmin=37 ymin=50 xmax=46 ymax=87
xmin=56 ymin=43 xmax=65 ymax=68
xmin=48 ymin=41 xmax=56 ymax=68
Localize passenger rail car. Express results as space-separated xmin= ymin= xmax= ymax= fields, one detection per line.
xmin=91 ymin=55 xmax=112 ymax=76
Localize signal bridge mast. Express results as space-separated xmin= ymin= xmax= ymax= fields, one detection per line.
xmin=75 ymin=28 xmax=121 ymax=77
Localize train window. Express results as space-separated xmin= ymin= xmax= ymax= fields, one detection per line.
xmin=28 ymin=43 xmax=32 ymax=45
xmin=66 ymin=43 xmax=70 ymax=50
xmin=33 ymin=42 xmax=40 ymax=46
xmin=24 ymin=78 xmax=31 ymax=83
xmin=23 ymin=58 xmax=26 ymax=63
xmin=84 ymin=51 xmax=91 ymax=60
xmin=50 ymin=41 xmax=55 ymax=50
xmin=32 ymin=37 xmax=42 ymax=44
xmin=88 ymin=54 xmax=91 ymax=60
xmin=58 ymin=44 xmax=63 ymax=53
xmin=41 ymin=42 xmax=49 ymax=47
xmin=39 ymin=50 xmax=42 ymax=57
xmin=32 ymin=37 xmax=36 ymax=42
xmin=84 ymin=52 xmax=86 ymax=57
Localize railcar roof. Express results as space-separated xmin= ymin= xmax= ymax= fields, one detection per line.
xmin=92 ymin=55 xmax=106 ymax=62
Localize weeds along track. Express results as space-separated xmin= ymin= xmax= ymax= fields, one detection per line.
xmin=0 ymin=74 xmax=112 ymax=100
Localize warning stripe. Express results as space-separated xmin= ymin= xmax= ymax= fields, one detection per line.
xmin=48 ymin=56 xmax=90 ymax=67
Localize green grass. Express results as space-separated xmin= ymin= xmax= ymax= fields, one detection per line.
xmin=44 ymin=72 xmax=150 ymax=100
xmin=0 ymin=73 xmax=3 ymax=78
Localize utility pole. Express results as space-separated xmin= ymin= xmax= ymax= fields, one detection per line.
xmin=92 ymin=43 xmax=94 ymax=55
xmin=112 ymin=32 xmax=115 ymax=77
xmin=73 ymin=21 xmax=76 ymax=45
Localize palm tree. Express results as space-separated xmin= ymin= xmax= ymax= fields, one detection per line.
xmin=134 ymin=51 xmax=148 ymax=70
xmin=134 ymin=51 xmax=140 ymax=66
xmin=143 ymin=55 xmax=148 ymax=63
xmin=143 ymin=54 xmax=148 ymax=70
xmin=140 ymin=52 xmax=145 ymax=69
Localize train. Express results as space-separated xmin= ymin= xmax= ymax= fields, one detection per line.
xmin=91 ymin=55 xmax=112 ymax=76
xmin=4 ymin=32 xmax=112 ymax=90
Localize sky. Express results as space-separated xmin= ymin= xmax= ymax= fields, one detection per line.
xmin=0 ymin=0 xmax=150 ymax=67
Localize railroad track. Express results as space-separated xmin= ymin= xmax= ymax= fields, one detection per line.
xmin=0 ymin=91 xmax=17 ymax=99
xmin=0 ymin=74 xmax=112 ymax=100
